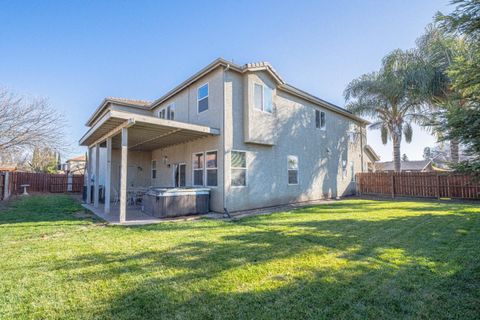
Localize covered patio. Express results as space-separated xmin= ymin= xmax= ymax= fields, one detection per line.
xmin=79 ymin=110 xmax=220 ymax=223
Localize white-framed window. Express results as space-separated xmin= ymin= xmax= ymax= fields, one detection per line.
xmin=206 ymin=150 xmax=218 ymax=187
xmin=197 ymin=83 xmax=209 ymax=113
xmin=158 ymin=103 xmax=175 ymax=120
xmin=342 ymin=160 xmax=347 ymax=179
xmin=167 ymin=103 xmax=175 ymax=120
xmin=151 ymin=160 xmax=157 ymax=179
xmin=193 ymin=152 xmax=204 ymax=186
xmin=348 ymin=123 xmax=357 ymax=143
xmin=350 ymin=161 xmax=355 ymax=182
xmin=315 ymin=110 xmax=326 ymax=130
xmin=231 ymin=151 xmax=246 ymax=187
xmin=287 ymin=155 xmax=299 ymax=185
xmin=158 ymin=109 xmax=166 ymax=119
xmin=254 ymin=83 xmax=273 ymax=113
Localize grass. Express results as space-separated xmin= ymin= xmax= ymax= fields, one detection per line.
xmin=0 ymin=195 xmax=479 ymax=319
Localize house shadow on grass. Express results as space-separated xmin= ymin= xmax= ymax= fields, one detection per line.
xmin=49 ymin=206 xmax=480 ymax=319
xmin=0 ymin=195 xmax=99 ymax=226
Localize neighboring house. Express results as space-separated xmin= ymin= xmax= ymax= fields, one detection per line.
xmin=375 ymin=160 xmax=434 ymax=172
xmin=0 ymin=165 xmax=18 ymax=172
xmin=364 ymin=145 xmax=380 ymax=172
xmin=80 ymin=58 xmax=371 ymax=220
xmin=64 ymin=155 xmax=86 ymax=175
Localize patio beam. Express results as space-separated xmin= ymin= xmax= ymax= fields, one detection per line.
xmin=94 ymin=143 xmax=100 ymax=208
xmin=104 ymin=137 xmax=112 ymax=214
xmin=128 ymin=128 xmax=182 ymax=150
xmin=119 ymin=127 xmax=128 ymax=223
xmin=87 ymin=118 xmax=135 ymax=149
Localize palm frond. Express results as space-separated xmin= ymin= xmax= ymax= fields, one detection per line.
xmin=381 ymin=125 xmax=389 ymax=144
xmin=404 ymin=122 xmax=413 ymax=143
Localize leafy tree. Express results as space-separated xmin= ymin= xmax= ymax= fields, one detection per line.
xmin=434 ymin=0 xmax=480 ymax=172
xmin=401 ymin=154 xmax=409 ymax=161
xmin=344 ymin=50 xmax=428 ymax=172
xmin=414 ymin=25 xmax=465 ymax=163
xmin=30 ymin=147 xmax=61 ymax=173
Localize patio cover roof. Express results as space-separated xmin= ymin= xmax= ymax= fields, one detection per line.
xmin=79 ymin=110 xmax=220 ymax=151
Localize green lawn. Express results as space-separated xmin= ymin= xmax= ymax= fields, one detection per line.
xmin=0 ymin=195 xmax=479 ymax=319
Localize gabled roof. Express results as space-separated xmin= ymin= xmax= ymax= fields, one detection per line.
xmin=364 ymin=145 xmax=380 ymax=162
xmin=375 ymin=160 xmax=432 ymax=172
xmin=86 ymin=97 xmax=152 ymax=126
xmin=67 ymin=155 xmax=86 ymax=162
xmin=106 ymin=97 xmax=151 ymax=108
xmin=86 ymin=58 xmax=369 ymax=127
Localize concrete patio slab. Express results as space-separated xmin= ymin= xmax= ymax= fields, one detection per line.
xmin=81 ymin=203 xmax=202 ymax=226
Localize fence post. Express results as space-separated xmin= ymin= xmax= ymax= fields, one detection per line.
xmin=67 ymin=174 xmax=73 ymax=192
xmin=436 ymin=174 xmax=440 ymax=199
xmin=391 ymin=174 xmax=395 ymax=198
xmin=4 ymin=172 xmax=10 ymax=200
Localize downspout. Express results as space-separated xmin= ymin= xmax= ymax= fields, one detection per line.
xmin=360 ymin=125 xmax=364 ymax=172
xmin=223 ymin=63 xmax=231 ymax=218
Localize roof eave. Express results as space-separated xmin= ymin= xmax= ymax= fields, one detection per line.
xmin=278 ymin=84 xmax=370 ymax=125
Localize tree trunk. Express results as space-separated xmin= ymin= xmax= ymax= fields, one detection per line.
xmin=393 ymin=140 xmax=401 ymax=172
xmin=392 ymin=124 xmax=402 ymax=172
xmin=450 ymin=139 xmax=459 ymax=164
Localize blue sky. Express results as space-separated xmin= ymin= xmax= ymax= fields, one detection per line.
xmin=0 ymin=0 xmax=451 ymax=161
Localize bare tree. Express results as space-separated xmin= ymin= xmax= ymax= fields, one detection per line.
xmin=0 ymin=88 xmax=66 ymax=159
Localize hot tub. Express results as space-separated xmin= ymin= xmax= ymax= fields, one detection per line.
xmin=142 ymin=187 xmax=210 ymax=217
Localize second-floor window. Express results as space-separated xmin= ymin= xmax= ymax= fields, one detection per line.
xmin=158 ymin=103 xmax=175 ymax=120
xmin=315 ymin=110 xmax=326 ymax=130
xmin=198 ymin=83 xmax=209 ymax=113
xmin=151 ymin=160 xmax=157 ymax=179
xmin=254 ymin=83 xmax=273 ymax=113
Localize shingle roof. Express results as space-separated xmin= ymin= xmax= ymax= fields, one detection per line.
xmin=86 ymin=58 xmax=368 ymax=127
xmin=375 ymin=160 xmax=431 ymax=171
xmin=106 ymin=97 xmax=151 ymax=109
xmin=67 ymin=155 xmax=86 ymax=162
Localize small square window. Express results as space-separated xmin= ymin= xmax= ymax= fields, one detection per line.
xmin=288 ymin=155 xmax=299 ymax=185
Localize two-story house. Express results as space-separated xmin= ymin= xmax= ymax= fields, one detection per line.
xmin=80 ymin=58 xmax=370 ymax=222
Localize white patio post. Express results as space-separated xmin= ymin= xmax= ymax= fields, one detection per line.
xmin=86 ymin=147 xmax=92 ymax=204
xmin=94 ymin=143 xmax=100 ymax=208
xmin=119 ymin=128 xmax=128 ymax=223
xmin=104 ymin=137 xmax=112 ymax=214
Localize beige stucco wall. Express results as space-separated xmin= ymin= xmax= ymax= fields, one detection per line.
xmin=224 ymin=69 xmax=365 ymax=212
xmin=151 ymin=68 xmax=224 ymax=130
xmin=150 ymin=135 xmax=223 ymax=212
xmin=94 ymin=65 xmax=368 ymax=214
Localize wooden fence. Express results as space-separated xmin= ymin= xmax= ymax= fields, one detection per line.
xmin=0 ymin=172 xmax=5 ymax=200
xmin=356 ymin=172 xmax=480 ymax=200
xmin=0 ymin=171 xmax=84 ymax=196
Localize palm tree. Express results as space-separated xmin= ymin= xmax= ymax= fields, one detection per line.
xmin=344 ymin=50 xmax=429 ymax=172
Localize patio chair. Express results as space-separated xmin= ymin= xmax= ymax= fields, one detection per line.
xmin=112 ymin=187 xmax=120 ymax=206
